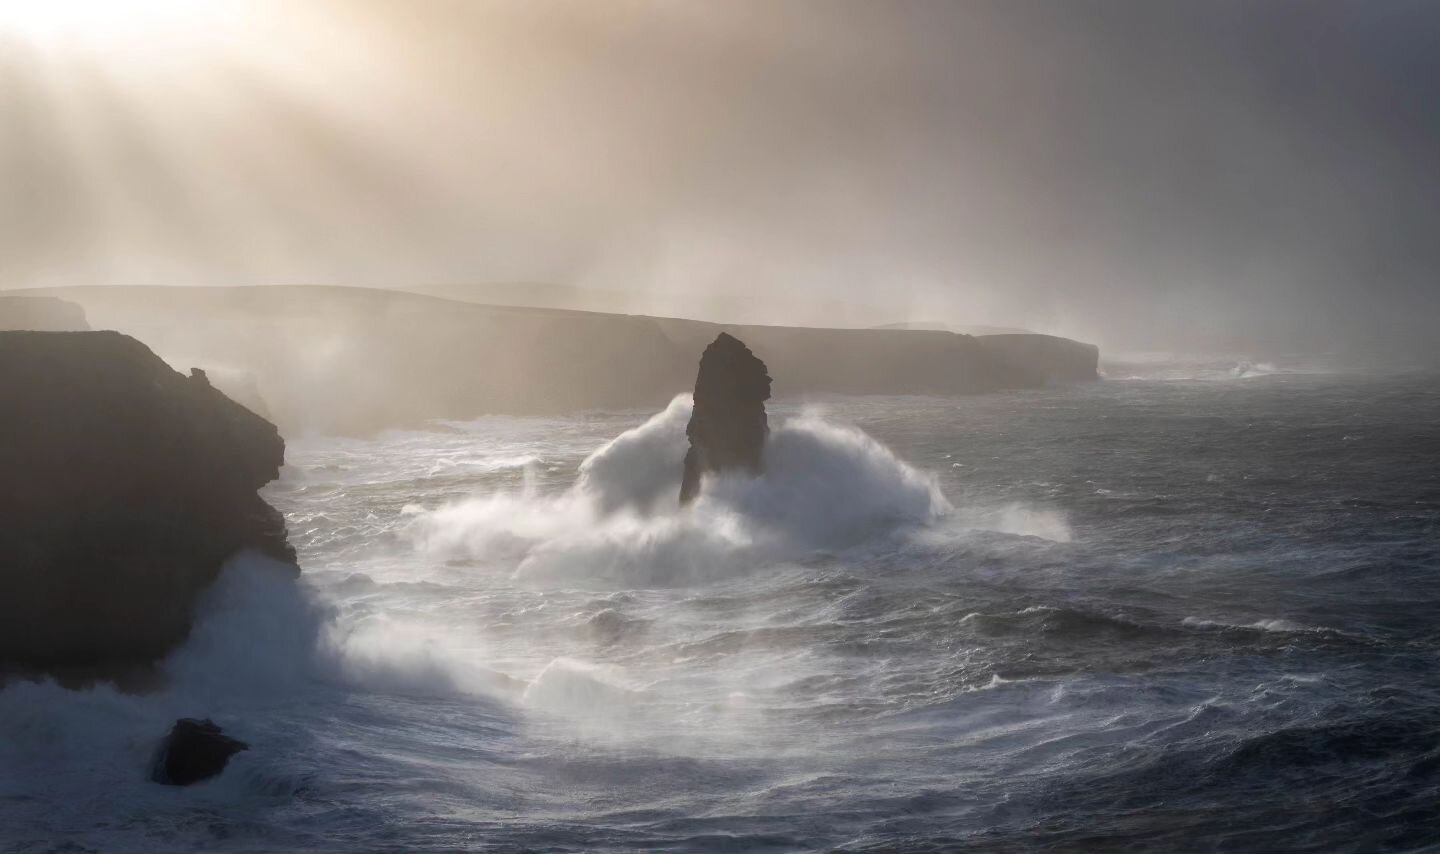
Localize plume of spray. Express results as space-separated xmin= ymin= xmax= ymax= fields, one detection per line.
xmin=408 ymin=394 xmax=950 ymax=587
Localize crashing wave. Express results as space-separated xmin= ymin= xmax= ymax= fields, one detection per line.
xmin=408 ymin=395 xmax=950 ymax=586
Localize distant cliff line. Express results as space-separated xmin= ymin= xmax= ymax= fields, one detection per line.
xmin=4 ymin=285 xmax=1099 ymax=436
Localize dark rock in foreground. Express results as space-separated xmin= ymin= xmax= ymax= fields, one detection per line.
xmin=0 ymin=331 xmax=296 ymax=684
xmin=680 ymin=333 xmax=772 ymax=504
xmin=151 ymin=718 xmax=248 ymax=785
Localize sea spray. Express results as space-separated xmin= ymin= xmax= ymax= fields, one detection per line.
xmin=575 ymin=393 xmax=692 ymax=514
xmin=408 ymin=396 xmax=950 ymax=586
xmin=8 ymin=379 xmax=1431 ymax=852
xmin=170 ymin=554 xmax=515 ymax=702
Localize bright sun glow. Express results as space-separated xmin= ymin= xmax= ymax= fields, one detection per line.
xmin=0 ymin=0 xmax=241 ymax=45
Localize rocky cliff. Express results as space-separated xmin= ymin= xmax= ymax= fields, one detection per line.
xmin=0 ymin=331 xmax=296 ymax=684
xmin=0 ymin=295 xmax=89 ymax=331
xmin=5 ymin=286 xmax=1102 ymax=435
xmin=975 ymin=333 xmax=1101 ymax=384
xmin=680 ymin=333 xmax=772 ymax=504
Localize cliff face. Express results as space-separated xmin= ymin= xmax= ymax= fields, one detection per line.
xmin=680 ymin=334 xmax=772 ymax=504
xmin=0 ymin=295 xmax=89 ymax=331
xmin=975 ymin=334 xmax=1101 ymax=384
xmin=656 ymin=321 xmax=1042 ymax=396
xmin=0 ymin=331 xmax=295 ymax=684
xmin=5 ymin=286 xmax=1102 ymax=435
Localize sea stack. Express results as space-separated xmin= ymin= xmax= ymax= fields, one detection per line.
xmin=679 ymin=333 xmax=772 ymax=504
xmin=0 ymin=331 xmax=297 ymax=685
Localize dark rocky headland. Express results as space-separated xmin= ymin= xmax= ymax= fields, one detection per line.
xmin=0 ymin=331 xmax=296 ymax=686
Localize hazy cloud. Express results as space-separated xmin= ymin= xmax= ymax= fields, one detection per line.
xmin=2 ymin=0 xmax=1436 ymax=354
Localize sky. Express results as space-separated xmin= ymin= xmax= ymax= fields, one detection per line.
xmin=1 ymin=0 xmax=1437 ymax=354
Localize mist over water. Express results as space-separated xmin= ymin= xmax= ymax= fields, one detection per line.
xmin=3 ymin=362 xmax=1438 ymax=851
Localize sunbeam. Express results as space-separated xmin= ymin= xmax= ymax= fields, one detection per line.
xmin=0 ymin=0 xmax=245 ymax=46
xmin=4 ymin=3 xmax=1440 ymax=852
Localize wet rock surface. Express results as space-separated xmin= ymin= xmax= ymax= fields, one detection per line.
xmin=679 ymin=333 xmax=772 ymax=504
xmin=151 ymin=718 xmax=249 ymax=786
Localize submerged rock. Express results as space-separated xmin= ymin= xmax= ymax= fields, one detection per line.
xmin=679 ymin=333 xmax=772 ymax=504
xmin=151 ymin=718 xmax=248 ymax=786
xmin=0 ymin=331 xmax=297 ymax=684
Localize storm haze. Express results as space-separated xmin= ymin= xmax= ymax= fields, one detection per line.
xmin=9 ymin=5 xmax=1440 ymax=850
xmin=3 ymin=0 xmax=1437 ymax=356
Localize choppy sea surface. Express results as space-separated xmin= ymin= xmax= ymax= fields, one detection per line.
xmin=3 ymin=358 xmax=1440 ymax=853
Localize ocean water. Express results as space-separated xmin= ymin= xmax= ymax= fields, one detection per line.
xmin=3 ymin=360 xmax=1440 ymax=853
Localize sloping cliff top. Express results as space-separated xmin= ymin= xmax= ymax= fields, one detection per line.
xmin=2 ymin=286 xmax=1099 ymax=434
xmin=0 ymin=295 xmax=89 ymax=331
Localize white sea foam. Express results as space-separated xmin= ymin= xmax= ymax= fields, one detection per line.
xmin=408 ymin=396 xmax=952 ymax=586
xmin=3 ymin=383 xmax=1418 ymax=853
xmin=1231 ymin=361 xmax=1279 ymax=379
xmin=574 ymin=393 xmax=692 ymax=514
xmin=1181 ymin=616 xmax=1321 ymax=633
xmin=957 ymin=502 xmax=1074 ymax=543
xmin=160 ymin=554 xmax=516 ymax=704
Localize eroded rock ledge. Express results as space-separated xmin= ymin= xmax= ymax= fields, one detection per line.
xmin=0 ymin=331 xmax=296 ymax=685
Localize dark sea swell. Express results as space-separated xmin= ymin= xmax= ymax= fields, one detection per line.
xmin=2 ymin=362 xmax=1438 ymax=852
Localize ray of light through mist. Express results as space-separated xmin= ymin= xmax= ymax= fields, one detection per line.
xmin=2 ymin=0 xmax=1438 ymax=357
